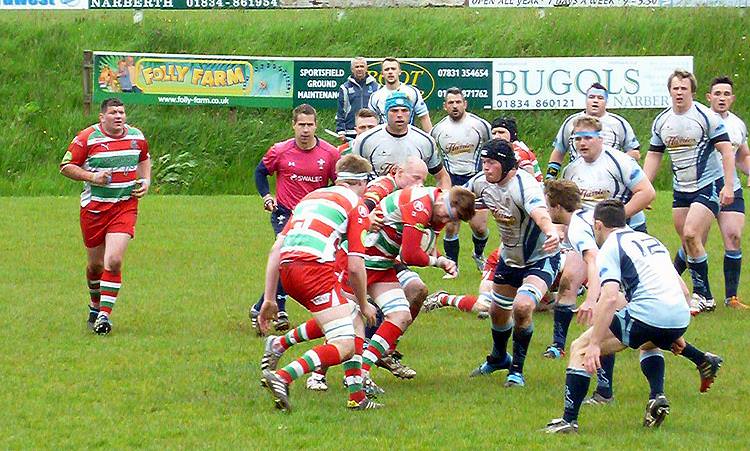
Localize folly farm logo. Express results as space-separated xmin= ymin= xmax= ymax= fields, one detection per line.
xmin=367 ymin=61 xmax=436 ymax=101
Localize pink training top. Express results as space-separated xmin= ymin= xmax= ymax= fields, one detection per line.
xmin=262 ymin=137 xmax=340 ymax=210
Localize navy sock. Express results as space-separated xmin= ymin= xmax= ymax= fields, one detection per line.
xmin=724 ymin=250 xmax=742 ymax=299
xmin=640 ymin=351 xmax=665 ymax=399
xmin=254 ymin=279 xmax=288 ymax=312
xmin=563 ymin=368 xmax=591 ymax=423
xmin=510 ymin=324 xmax=534 ymax=374
xmin=490 ymin=321 xmax=513 ymax=360
xmin=674 ymin=247 xmax=688 ymax=275
xmin=552 ymin=304 xmax=575 ymax=349
xmin=365 ymin=308 xmax=385 ymax=340
xmin=595 ymin=354 xmax=615 ymax=398
xmin=443 ymin=234 xmax=460 ymax=263
xmin=687 ymin=254 xmax=713 ymax=300
xmin=680 ymin=342 xmax=706 ymax=366
xmin=472 ymin=232 xmax=489 ymax=257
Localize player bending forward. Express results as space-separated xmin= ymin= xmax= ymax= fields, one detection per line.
xmin=543 ymin=200 xmax=723 ymax=434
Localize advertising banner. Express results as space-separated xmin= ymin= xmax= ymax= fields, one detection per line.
xmin=491 ymin=56 xmax=693 ymax=110
xmin=469 ymin=0 xmax=748 ymax=7
xmin=93 ymin=52 xmax=692 ymax=111
xmin=93 ymin=52 xmax=294 ymax=108
xmin=88 ymin=0 xmax=277 ymax=9
xmin=1 ymin=0 xmax=87 ymax=9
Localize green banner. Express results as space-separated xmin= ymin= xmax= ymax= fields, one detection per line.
xmin=93 ymin=53 xmax=294 ymax=107
xmin=93 ymin=52 xmax=493 ymax=110
xmin=88 ymin=0 xmax=279 ymax=9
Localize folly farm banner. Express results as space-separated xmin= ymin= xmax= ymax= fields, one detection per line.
xmin=92 ymin=52 xmax=692 ymax=111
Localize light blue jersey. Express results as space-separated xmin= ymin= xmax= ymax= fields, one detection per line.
xmin=567 ymin=209 xmax=596 ymax=255
xmin=717 ymin=110 xmax=746 ymax=191
xmin=650 ymin=101 xmax=730 ymax=193
xmin=597 ymin=228 xmax=690 ymax=329
xmin=467 ymin=170 xmax=555 ymax=267
xmin=562 ymin=147 xmax=648 ymax=230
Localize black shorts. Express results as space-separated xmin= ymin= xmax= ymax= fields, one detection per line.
xmin=720 ymin=187 xmax=745 ymax=214
xmin=672 ymin=179 xmax=721 ymax=217
xmin=449 ymin=172 xmax=473 ymax=187
xmin=493 ymin=252 xmax=561 ymax=289
xmin=609 ymin=309 xmax=687 ymax=350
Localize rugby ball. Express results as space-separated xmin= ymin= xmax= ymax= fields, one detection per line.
xmin=420 ymin=228 xmax=438 ymax=256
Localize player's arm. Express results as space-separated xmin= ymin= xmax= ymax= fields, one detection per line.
xmin=433 ymin=166 xmax=451 ymax=190
xmin=132 ymin=157 xmax=152 ymax=198
xmin=642 ymin=147 xmax=664 ymax=183
xmin=60 ymin=164 xmax=111 ymax=186
xmin=259 ymin=235 xmax=284 ymax=334
xmin=626 ymin=147 xmax=641 ymax=161
xmin=529 ymin=207 xmax=560 ymax=253
xmin=545 ymin=149 xmax=565 ymax=180
xmin=419 ymin=114 xmax=433 ymax=133
xmin=400 ymin=225 xmax=454 ymax=274
xmin=583 ymin=280 xmax=620 ymax=374
xmin=715 ymin=140 xmax=736 ymax=206
xmin=254 ymin=161 xmax=276 ymax=211
xmin=577 ymin=248 xmax=600 ymax=325
xmin=624 ymin=176 xmax=656 ymax=219
xmin=736 ymin=143 xmax=750 ymax=181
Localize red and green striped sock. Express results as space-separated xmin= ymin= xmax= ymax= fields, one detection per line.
xmin=277 ymin=343 xmax=342 ymax=384
xmin=99 ymin=270 xmax=121 ymax=317
xmin=344 ymin=337 xmax=366 ymax=403
xmin=86 ymin=269 xmax=102 ymax=310
xmin=277 ymin=319 xmax=323 ymax=352
xmin=362 ymin=320 xmax=403 ymax=372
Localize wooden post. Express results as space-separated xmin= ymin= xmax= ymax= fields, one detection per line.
xmin=82 ymin=50 xmax=93 ymax=116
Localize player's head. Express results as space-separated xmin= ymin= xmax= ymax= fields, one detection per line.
xmin=490 ymin=117 xmax=518 ymax=142
xmin=354 ymin=108 xmax=379 ymax=135
xmin=571 ymin=115 xmax=603 ymax=162
xmin=382 ymin=57 xmax=401 ymax=85
xmin=292 ymin=104 xmax=318 ymax=146
xmin=443 ymin=87 xmax=467 ymax=120
xmin=707 ymin=76 xmax=735 ymax=114
xmin=480 ymin=138 xmax=517 ymax=184
xmin=433 ymin=186 xmax=476 ymax=224
xmin=544 ymin=179 xmax=582 ymax=224
xmin=99 ymin=98 xmax=126 ymax=135
xmin=668 ymin=69 xmax=697 ymax=111
xmin=585 ymin=83 xmax=608 ymax=117
xmin=393 ymin=156 xmax=428 ymax=189
xmin=336 ymin=154 xmax=372 ymax=196
xmin=351 ymin=56 xmax=368 ymax=80
xmin=385 ymin=91 xmax=413 ymax=132
xmin=593 ymin=199 xmax=627 ymax=246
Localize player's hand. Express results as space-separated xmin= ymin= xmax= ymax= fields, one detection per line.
xmin=90 ymin=170 xmax=112 ymax=186
xmin=338 ymin=132 xmax=347 ymax=144
xmin=258 ymin=299 xmax=279 ymax=335
xmin=719 ymin=185 xmax=735 ymax=207
xmin=437 ymin=256 xmax=458 ymax=277
xmin=542 ymin=233 xmax=560 ymax=253
xmin=670 ymin=337 xmax=686 ymax=356
xmin=576 ymin=299 xmax=594 ymax=325
xmin=369 ymin=209 xmax=385 ymax=233
xmin=132 ymin=178 xmax=150 ymax=198
xmin=582 ymin=344 xmax=602 ymax=375
xmin=262 ymin=194 xmax=277 ymax=212
xmin=360 ymin=302 xmax=377 ymax=326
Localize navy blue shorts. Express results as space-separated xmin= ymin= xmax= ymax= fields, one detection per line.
xmin=630 ymin=222 xmax=648 ymax=233
xmin=672 ymin=179 xmax=721 ymax=217
xmin=449 ymin=172 xmax=474 ymax=187
xmin=609 ymin=309 xmax=687 ymax=350
xmin=720 ymin=187 xmax=745 ymax=214
xmin=493 ymin=252 xmax=561 ymax=289
xmin=271 ymin=204 xmax=292 ymax=235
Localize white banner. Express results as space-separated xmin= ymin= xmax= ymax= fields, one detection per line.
xmin=470 ymin=0 xmax=748 ymax=7
xmin=1 ymin=0 xmax=88 ymax=8
xmin=491 ymin=56 xmax=692 ymax=110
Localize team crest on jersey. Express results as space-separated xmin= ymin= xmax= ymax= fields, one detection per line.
xmin=358 ymin=205 xmax=368 ymax=217
xmin=317 ymin=158 xmax=325 ymax=169
xmin=413 ymin=200 xmax=425 ymax=212
xmin=130 ymin=140 xmax=139 ymax=149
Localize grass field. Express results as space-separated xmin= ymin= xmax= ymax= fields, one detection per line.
xmin=1 ymin=8 xmax=750 ymax=195
xmin=1 ymin=193 xmax=748 ymax=449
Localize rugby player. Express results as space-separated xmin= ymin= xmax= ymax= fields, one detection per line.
xmin=468 ymin=139 xmax=561 ymax=388
xmin=368 ymin=57 xmax=432 ymax=132
xmin=643 ymin=70 xmax=736 ymax=314
xmin=60 ymin=98 xmax=151 ymax=335
xmin=431 ymin=87 xmax=492 ymax=278
xmin=546 ymin=83 xmax=641 ymax=180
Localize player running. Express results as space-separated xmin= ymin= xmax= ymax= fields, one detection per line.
xmin=60 ymin=98 xmax=151 ymax=335
xmin=543 ymin=200 xmax=722 ymax=434
xmin=468 ymin=139 xmax=561 ymax=388
xmin=431 ymin=87 xmax=492 ymax=278
xmin=258 ymin=155 xmax=380 ymax=412
xmin=643 ymin=70 xmax=736 ymax=314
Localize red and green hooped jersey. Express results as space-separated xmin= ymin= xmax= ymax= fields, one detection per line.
xmin=366 ymin=186 xmax=445 ymax=270
xmin=61 ymin=124 xmax=149 ymax=210
xmin=280 ymin=186 xmax=370 ymax=264
xmin=364 ymin=175 xmax=398 ymax=209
